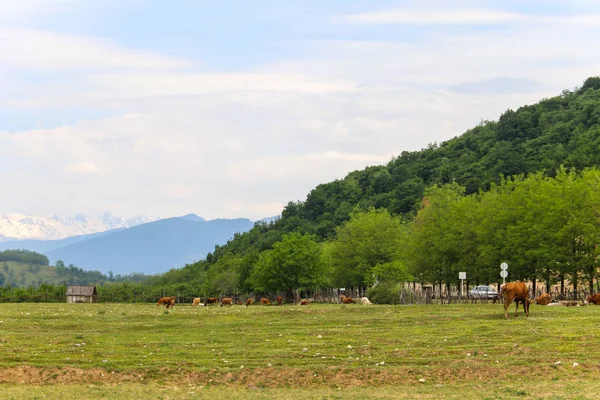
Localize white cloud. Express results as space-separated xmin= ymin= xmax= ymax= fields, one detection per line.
xmin=65 ymin=161 xmax=104 ymax=175
xmin=0 ymin=29 xmax=190 ymax=71
xmin=85 ymin=72 xmax=357 ymax=97
xmin=2 ymin=3 xmax=600 ymax=220
xmin=0 ymin=0 xmax=79 ymax=23
xmin=334 ymin=9 xmax=526 ymax=25
xmin=334 ymin=8 xmax=600 ymax=26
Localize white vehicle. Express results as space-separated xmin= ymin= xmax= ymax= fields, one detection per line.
xmin=469 ymin=285 xmax=498 ymax=299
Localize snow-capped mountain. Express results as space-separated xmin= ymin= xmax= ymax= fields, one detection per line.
xmin=0 ymin=212 xmax=157 ymax=241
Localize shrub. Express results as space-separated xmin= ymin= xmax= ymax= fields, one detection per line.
xmin=366 ymin=282 xmax=402 ymax=304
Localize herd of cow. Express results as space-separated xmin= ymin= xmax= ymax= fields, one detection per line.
xmin=157 ymin=294 xmax=373 ymax=309
xmin=499 ymin=281 xmax=600 ymax=319
xmin=157 ymin=283 xmax=600 ymax=320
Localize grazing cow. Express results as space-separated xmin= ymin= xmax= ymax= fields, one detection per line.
xmin=586 ymin=293 xmax=600 ymax=305
xmin=361 ymin=297 xmax=373 ymax=305
xmin=300 ymin=299 xmax=309 ymax=305
xmin=205 ymin=297 xmax=219 ymax=306
xmin=220 ymin=297 xmax=233 ymax=307
xmin=261 ymin=297 xmax=271 ymax=305
xmin=342 ymin=297 xmax=356 ymax=304
xmin=157 ymin=296 xmax=175 ymax=308
xmin=192 ymin=297 xmax=201 ymax=306
xmin=246 ymin=298 xmax=254 ymax=306
xmin=339 ymin=295 xmax=347 ymax=303
xmin=276 ymin=296 xmax=283 ymax=306
xmin=499 ymin=282 xmax=530 ymax=319
xmin=534 ymin=293 xmax=551 ymax=306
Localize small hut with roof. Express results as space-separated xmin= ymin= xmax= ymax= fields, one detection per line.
xmin=66 ymin=285 xmax=98 ymax=303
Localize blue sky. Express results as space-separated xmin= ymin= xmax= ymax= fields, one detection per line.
xmin=1 ymin=0 xmax=600 ymax=219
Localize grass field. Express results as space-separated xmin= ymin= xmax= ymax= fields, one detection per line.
xmin=1 ymin=302 xmax=600 ymax=399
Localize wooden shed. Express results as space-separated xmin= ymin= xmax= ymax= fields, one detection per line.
xmin=66 ymin=285 xmax=98 ymax=303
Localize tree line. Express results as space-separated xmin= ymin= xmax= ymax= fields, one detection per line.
xmin=0 ymin=249 xmax=49 ymax=265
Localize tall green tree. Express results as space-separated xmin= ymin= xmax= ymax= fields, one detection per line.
xmin=202 ymin=252 xmax=243 ymax=296
xmin=405 ymin=183 xmax=468 ymax=291
xmin=251 ymin=233 xmax=328 ymax=297
xmin=325 ymin=208 xmax=406 ymax=290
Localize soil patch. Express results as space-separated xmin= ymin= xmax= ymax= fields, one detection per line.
xmin=0 ymin=364 xmax=591 ymax=387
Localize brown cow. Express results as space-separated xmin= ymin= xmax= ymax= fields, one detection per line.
xmin=261 ymin=297 xmax=271 ymax=305
xmin=499 ymin=282 xmax=530 ymax=319
xmin=535 ymin=293 xmax=551 ymax=306
xmin=300 ymin=299 xmax=309 ymax=305
xmin=220 ymin=297 xmax=233 ymax=307
xmin=204 ymin=297 xmax=219 ymax=306
xmin=192 ymin=297 xmax=201 ymax=306
xmin=586 ymin=293 xmax=600 ymax=305
xmin=276 ymin=296 xmax=283 ymax=306
xmin=339 ymin=295 xmax=347 ymax=303
xmin=342 ymin=297 xmax=356 ymax=304
xmin=157 ymin=296 xmax=175 ymax=308
xmin=246 ymin=298 xmax=254 ymax=306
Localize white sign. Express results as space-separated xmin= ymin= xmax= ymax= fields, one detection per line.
xmin=500 ymin=262 xmax=508 ymax=270
xmin=459 ymin=272 xmax=466 ymax=280
xmin=500 ymin=270 xmax=508 ymax=278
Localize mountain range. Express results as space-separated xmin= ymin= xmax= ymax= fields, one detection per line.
xmin=0 ymin=213 xmax=259 ymax=275
xmin=0 ymin=212 xmax=156 ymax=242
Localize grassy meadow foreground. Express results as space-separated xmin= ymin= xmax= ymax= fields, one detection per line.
xmin=1 ymin=302 xmax=600 ymax=399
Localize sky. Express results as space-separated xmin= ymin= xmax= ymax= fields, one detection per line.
xmin=1 ymin=0 xmax=600 ymax=220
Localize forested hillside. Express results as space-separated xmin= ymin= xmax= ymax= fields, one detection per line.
xmin=147 ymin=78 xmax=600 ymax=296
xmin=0 ymin=250 xmax=145 ymax=288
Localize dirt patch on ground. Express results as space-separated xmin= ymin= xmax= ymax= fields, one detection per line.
xmin=0 ymin=366 xmax=140 ymax=384
xmin=0 ymin=364 xmax=594 ymax=387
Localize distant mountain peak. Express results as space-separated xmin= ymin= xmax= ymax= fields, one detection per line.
xmin=178 ymin=214 xmax=205 ymax=222
xmin=74 ymin=214 xmax=88 ymax=223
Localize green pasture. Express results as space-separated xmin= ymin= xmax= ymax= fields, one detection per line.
xmin=1 ymin=302 xmax=599 ymax=399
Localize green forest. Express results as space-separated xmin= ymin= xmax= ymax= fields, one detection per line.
xmin=0 ymin=250 xmax=146 ymax=289
xmin=3 ymin=77 xmax=600 ymax=303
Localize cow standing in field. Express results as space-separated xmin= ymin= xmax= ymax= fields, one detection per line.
xmin=246 ymin=298 xmax=254 ymax=306
xmin=157 ymin=296 xmax=175 ymax=309
xmin=342 ymin=297 xmax=356 ymax=304
xmin=499 ymin=282 xmax=530 ymax=319
xmin=276 ymin=296 xmax=283 ymax=306
xmin=361 ymin=297 xmax=373 ymax=305
xmin=300 ymin=299 xmax=309 ymax=305
xmin=535 ymin=293 xmax=551 ymax=306
xmin=261 ymin=297 xmax=271 ymax=305
xmin=221 ymin=298 xmax=233 ymax=307
xmin=192 ymin=297 xmax=201 ymax=306
xmin=586 ymin=294 xmax=600 ymax=305
xmin=339 ymin=295 xmax=346 ymax=303
xmin=205 ymin=297 xmax=219 ymax=306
